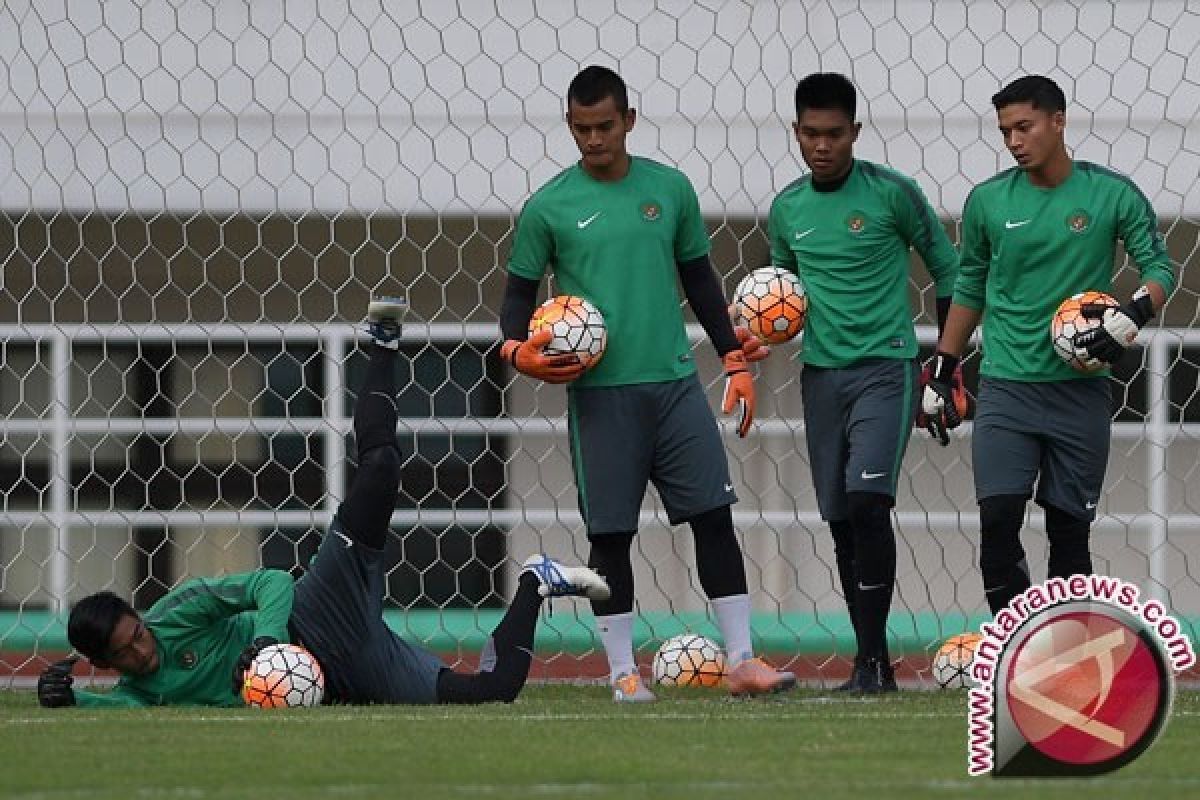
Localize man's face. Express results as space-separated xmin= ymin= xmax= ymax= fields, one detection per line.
xmin=100 ymin=613 xmax=159 ymax=676
xmin=793 ymin=108 xmax=860 ymax=182
xmin=997 ymin=102 xmax=1065 ymax=172
xmin=566 ymin=95 xmax=634 ymax=176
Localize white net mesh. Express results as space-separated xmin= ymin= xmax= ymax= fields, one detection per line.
xmin=2 ymin=0 xmax=1198 ymax=685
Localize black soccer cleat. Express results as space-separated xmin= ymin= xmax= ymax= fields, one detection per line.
xmin=834 ymin=656 xmax=898 ymax=694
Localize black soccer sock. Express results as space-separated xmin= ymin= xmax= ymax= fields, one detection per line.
xmin=1044 ymin=503 xmax=1093 ymax=579
xmin=335 ymin=346 xmax=401 ymax=550
xmin=689 ymin=505 xmax=749 ymax=599
xmin=828 ymin=519 xmax=857 ymax=638
xmin=436 ymin=573 xmax=543 ymax=704
xmin=586 ymin=532 xmax=635 ymax=617
xmin=847 ymin=492 xmax=896 ymax=664
xmin=355 ymin=346 xmax=400 ymax=455
xmin=979 ymin=494 xmax=1032 ymax=614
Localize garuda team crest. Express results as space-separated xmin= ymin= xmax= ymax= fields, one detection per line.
xmin=846 ymin=212 xmax=867 ymax=234
xmin=641 ymin=202 xmax=661 ymax=221
xmin=1067 ymin=209 xmax=1091 ymax=233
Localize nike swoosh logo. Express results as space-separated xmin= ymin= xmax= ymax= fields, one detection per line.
xmin=861 ymin=470 xmax=887 ymax=480
xmin=335 ymin=530 xmax=354 ymax=548
xmin=1005 ymin=219 xmax=1032 ymax=229
xmin=577 ymin=212 xmax=602 ymax=229
xmin=794 ymin=227 xmax=816 ymax=239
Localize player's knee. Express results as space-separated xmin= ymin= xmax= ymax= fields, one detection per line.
xmin=978 ymin=494 xmax=1028 ymax=572
xmin=587 ymin=533 xmax=635 ymax=615
xmin=828 ymin=519 xmax=853 ymax=557
xmin=1044 ymin=503 xmax=1092 ymax=578
xmin=846 ymin=493 xmax=896 ymax=584
xmin=846 ymin=492 xmax=894 ymax=543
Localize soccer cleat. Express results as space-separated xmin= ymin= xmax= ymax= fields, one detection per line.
xmin=834 ymin=657 xmax=898 ymax=694
xmin=367 ymin=296 xmax=408 ymax=349
xmin=725 ymin=657 xmax=797 ymax=696
xmin=520 ymin=554 xmax=611 ymax=602
xmin=611 ymin=670 xmax=657 ymax=704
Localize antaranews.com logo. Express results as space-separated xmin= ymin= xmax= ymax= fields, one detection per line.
xmin=967 ymin=574 xmax=1196 ymax=777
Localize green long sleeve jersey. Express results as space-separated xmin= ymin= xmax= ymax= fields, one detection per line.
xmin=768 ymin=159 xmax=960 ymax=367
xmin=74 ymin=570 xmax=294 ymax=707
xmin=954 ymin=161 xmax=1176 ymax=382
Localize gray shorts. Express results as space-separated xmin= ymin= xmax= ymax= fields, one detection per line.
xmin=973 ymin=376 xmax=1111 ymax=521
xmin=291 ymin=521 xmax=445 ymax=704
xmin=801 ymin=359 xmax=918 ymax=521
xmin=568 ymin=374 xmax=737 ymax=534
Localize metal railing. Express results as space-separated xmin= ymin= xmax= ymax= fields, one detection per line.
xmin=2 ymin=322 xmax=1197 ymax=609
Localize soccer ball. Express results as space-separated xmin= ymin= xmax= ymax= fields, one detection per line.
xmin=1050 ymin=291 xmax=1119 ymax=373
xmin=242 ymin=643 xmax=325 ymax=708
xmin=733 ymin=267 xmax=807 ymax=344
xmin=528 ymin=295 xmax=607 ymax=369
xmin=652 ymin=633 xmax=726 ymax=687
xmin=932 ymin=632 xmax=983 ymax=689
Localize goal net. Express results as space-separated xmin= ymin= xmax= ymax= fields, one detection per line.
xmin=2 ymin=0 xmax=1198 ymax=686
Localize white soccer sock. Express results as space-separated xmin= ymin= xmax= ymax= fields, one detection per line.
xmin=711 ymin=593 xmax=754 ymax=665
xmin=595 ymin=611 xmax=637 ymax=681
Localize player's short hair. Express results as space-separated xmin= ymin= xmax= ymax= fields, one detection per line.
xmin=568 ymin=65 xmax=629 ymax=112
xmin=68 ymin=591 xmax=137 ymax=660
xmin=991 ymin=75 xmax=1066 ymax=113
xmin=794 ymin=72 xmax=857 ymax=120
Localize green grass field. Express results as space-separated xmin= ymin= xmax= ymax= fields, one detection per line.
xmin=1 ymin=687 xmax=1198 ymax=799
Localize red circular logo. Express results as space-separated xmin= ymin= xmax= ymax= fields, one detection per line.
xmin=1005 ymin=610 xmax=1163 ymax=765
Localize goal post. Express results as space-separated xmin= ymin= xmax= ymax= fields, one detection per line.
xmin=2 ymin=0 xmax=1198 ymax=686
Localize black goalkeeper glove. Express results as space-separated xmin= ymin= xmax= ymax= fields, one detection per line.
xmin=1072 ymin=287 xmax=1155 ymax=366
xmin=231 ymin=636 xmax=279 ymax=696
xmin=38 ymin=656 xmax=79 ymax=708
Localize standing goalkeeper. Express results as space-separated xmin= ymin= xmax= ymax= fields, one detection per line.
xmin=924 ymin=76 xmax=1175 ymax=614
xmin=38 ymin=298 xmax=610 ymax=708
xmin=499 ymin=65 xmax=794 ymax=703
xmin=766 ymin=73 xmax=959 ymax=692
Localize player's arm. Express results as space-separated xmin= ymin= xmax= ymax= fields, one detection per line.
xmin=922 ymin=190 xmax=988 ymax=445
xmin=74 ymin=685 xmax=151 ymax=708
xmin=155 ymin=570 xmax=294 ymax=644
xmin=38 ymin=656 xmax=151 ymax=709
xmin=1073 ymin=182 xmax=1175 ymax=365
xmin=162 ymin=570 xmax=298 ymax=696
xmin=893 ymin=176 xmax=959 ymax=336
xmin=499 ymin=201 xmax=585 ymax=383
xmin=674 ymin=174 xmax=755 ymax=437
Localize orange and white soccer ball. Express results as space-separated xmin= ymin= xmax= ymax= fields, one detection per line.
xmin=528 ymin=295 xmax=607 ymax=369
xmin=1050 ymin=291 xmax=1119 ymax=373
xmin=652 ymin=633 xmax=726 ymax=687
xmin=932 ymin=632 xmax=983 ymax=689
xmin=242 ymin=643 xmax=325 ymax=708
xmin=733 ymin=267 xmax=807 ymax=344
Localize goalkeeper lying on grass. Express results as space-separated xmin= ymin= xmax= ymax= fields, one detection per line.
xmin=38 ymin=298 xmax=609 ymax=708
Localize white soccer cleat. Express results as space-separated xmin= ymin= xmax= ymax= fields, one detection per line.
xmin=367 ymin=296 xmax=408 ymax=349
xmin=520 ymin=554 xmax=611 ymax=601
xmin=611 ymin=670 xmax=657 ymax=704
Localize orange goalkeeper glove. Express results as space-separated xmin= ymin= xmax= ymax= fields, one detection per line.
xmin=500 ymin=328 xmax=587 ymax=384
xmin=721 ymin=350 xmax=755 ymax=438
xmin=734 ymin=325 xmax=770 ymax=363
